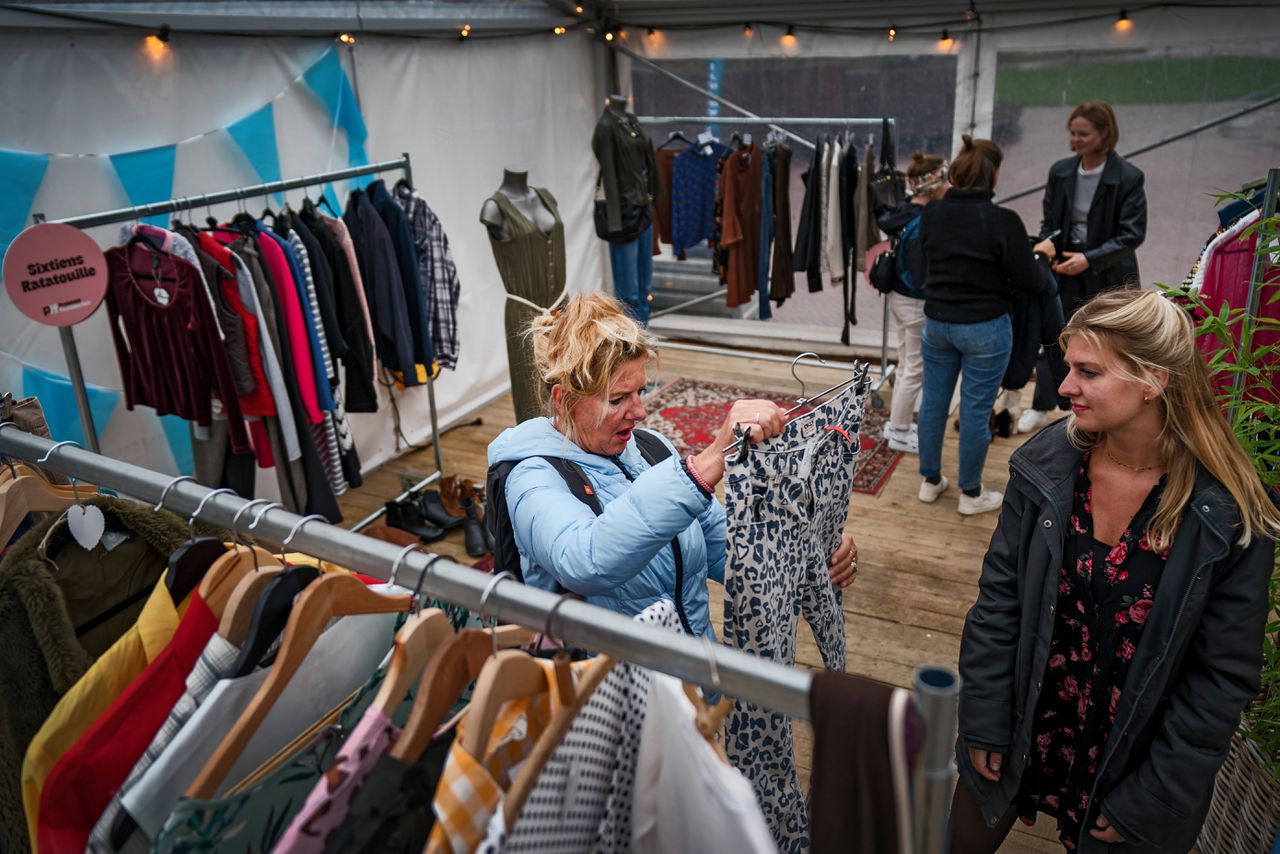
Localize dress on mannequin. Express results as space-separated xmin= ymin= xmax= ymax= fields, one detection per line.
xmin=481 ymin=171 xmax=566 ymax=423
xmin=592 ymin=97 xmax=660 ymax=325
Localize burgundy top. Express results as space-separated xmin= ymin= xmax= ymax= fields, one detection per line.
xmin=104 ymin=238 xmax=250 ymax=452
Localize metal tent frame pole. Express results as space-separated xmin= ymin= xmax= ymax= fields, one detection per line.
xmin=638 ymin=115 xmax=894 ymax=128
xmin=0 ymin=424 xmax=959 ymax=852
xmin=28 ymin=154 xmax=446 ymax=522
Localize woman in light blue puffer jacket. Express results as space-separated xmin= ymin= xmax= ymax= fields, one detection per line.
xmin=487 ymin=293 xmax=857 ymax=637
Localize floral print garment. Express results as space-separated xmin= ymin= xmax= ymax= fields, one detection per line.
xmin=1016 ymin=452 xmax=1167 ymax=850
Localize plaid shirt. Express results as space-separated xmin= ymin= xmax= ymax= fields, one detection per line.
xmin=86 ymin=634 xmax=241 ymax=853
xmin=395 ymin=184 xmax=461 ymax=370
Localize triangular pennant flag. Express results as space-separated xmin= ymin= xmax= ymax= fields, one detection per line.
xmin=226 ymin=101 xmax=284 ymax=206
xmin=158 ymin=414 xmax=195 ymax=476
xmin=0 ymin=149 xmax=50 ymax=258
xmin=302 ymin=46 xmax=373 ymax=193
xmin=20 ymin=362 xmax=119 ymax=448
xmin=108 ymin=145 xmax=177 ymax=227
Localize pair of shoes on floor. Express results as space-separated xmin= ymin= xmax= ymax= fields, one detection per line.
xmin=918 ymin=475 xmax=1003 ymax=515
xmin=439 ymin=475 xmax=495 ymax=557
xmin=884 ymin=424 xmax=919 ymax=454
xmin=384 ymin=497 xmax=446 ymax=543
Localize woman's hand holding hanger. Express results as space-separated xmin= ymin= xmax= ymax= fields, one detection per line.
xmin=689 ymin=400 xmax=786 ymax=491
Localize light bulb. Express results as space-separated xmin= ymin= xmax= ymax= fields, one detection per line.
xmin=1115 ymin=9 xmax=1133 ymax=31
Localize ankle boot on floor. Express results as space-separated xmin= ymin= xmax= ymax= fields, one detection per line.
xmin=438 ymin=475 xmax=466 ymax=519
xmin=419 ymin=489 xmax=466 ymax=531
xmin=384 ymin=499 xmax=445 ymax=543
xmin=458 ymin=496 xmax=490 ymax=557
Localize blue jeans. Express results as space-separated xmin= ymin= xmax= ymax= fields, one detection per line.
xmin=608 ymin=223 xmax=654 ymax=325
xmin=918 ymin=314 xmax=1013 ymax=492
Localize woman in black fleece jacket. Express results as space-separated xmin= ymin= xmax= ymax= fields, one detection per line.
xmin=916 ymin=135 xmax=1044 ymax=516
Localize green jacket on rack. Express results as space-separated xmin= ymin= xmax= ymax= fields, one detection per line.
xmin=591 ymin=107 xmax=661 ymax=233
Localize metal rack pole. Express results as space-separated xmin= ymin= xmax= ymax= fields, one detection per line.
xmin=0 ymin=424 xmax=813 ymax=719
xmin=638 ymin=115 xmax=894 ymax=127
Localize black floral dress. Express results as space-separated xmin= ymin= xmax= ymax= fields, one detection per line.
xmin=1016 ymin=452 xmax=1168 ymax=849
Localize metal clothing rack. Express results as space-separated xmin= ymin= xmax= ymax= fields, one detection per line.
xmin=0 ymin=425 xmax=959 ymax=853
xmin=30 ymin=154 xmax=445 ymax=523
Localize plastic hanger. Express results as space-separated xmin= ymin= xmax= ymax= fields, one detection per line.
xmin=166 ymin=487 xmax=236 ymax=606
xmin=658 ymin=130 xmax=692 ymax=150
xmin=187 ymin=570 xmax=412 ymax=798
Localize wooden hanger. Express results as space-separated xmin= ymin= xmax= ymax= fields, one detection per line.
xmin=460 ymin=649 xmax=553 ymax=758
xmin=0 ymin=473 xmax=87 ymax=546
xmin=504 ymin=653 xmax=615 ymax=826
xmin=0 ymin=461 xmax=92 ymax=497
xmin=186 ymin=572 xmax=411 ymax=799
xmin=682 ymin=683 xmax=733 ymax=765
xmin=389 ymin=626 xmax=534 ymax=764
xmin=218 ymin=563 xmax=287 ymax=648
xmin=371 ymin=608 xmax=453 ymax=717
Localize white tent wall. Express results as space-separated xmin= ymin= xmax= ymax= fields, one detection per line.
xmin=0 ymin=29 xmax=607 ymax=490
xmin=625 ymin=4 xmax=1280 ymax=290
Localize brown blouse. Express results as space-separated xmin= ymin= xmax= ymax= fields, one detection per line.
xmin=721 ymin=144 xmax=763 ymax=309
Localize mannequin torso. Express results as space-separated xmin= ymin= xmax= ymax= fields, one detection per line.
xmin=479 ymin=169 xmax=557 ymax=239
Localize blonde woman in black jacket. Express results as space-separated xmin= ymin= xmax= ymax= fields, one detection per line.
xmin=1022 ymin=101 xmax=1147 ymax=432
xmin=951 ymin=290 xmax=1279 ymax=852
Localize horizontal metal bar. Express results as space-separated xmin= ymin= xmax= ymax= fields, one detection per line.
xmin=0 ymin=424 xmax=814 ymax=720
xmin=639 ymin=115 xmax=893 ymax=127
xmin=649 ymin=289 xmax=727 ymax=320
xmin=613 ymin=42 xmax=818 ymax=151
xmin=39 ymin=156 xmax=411 ymax=230
xmin=657 ymin=338 xmax=864 ymax=373
xmin=996 ymin=91 xmax=1280 ymax=205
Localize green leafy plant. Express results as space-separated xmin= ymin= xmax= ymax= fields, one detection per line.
xmin=1161 ymin=204 xmax=1280 ymax=778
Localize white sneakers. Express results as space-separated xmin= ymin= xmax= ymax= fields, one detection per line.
xmin=958 ymin=489 xmax=1004 ymax=516
xmin=885 ymin=424 xmax=919 ymax=454
xmin=919 ymin=475 xmax=1003 ymax=515
xmin=918 ymin=475 xmax=949 ymax=503
xmin=1017 ymin=409 xmax=1048 ymax=433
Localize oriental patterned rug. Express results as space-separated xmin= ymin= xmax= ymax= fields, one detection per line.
xmin=641 ymin=376 xmax=903 ymax=496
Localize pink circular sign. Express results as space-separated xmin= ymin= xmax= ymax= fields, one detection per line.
xmin=4 ymin=222 xmax=109 ymax=327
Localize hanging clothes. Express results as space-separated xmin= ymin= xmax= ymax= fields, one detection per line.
xmin=770 ymin=144 xmax=796 ymax=304
xmin=316 ymin=211 xmax=380 ymax=408
xmin=721 ymin=143 xmax=763 ymax=309
xmin=856 ymin=142 xmax=879 ymax=273
xmin=670 ymin=141 xmax=726 ymax=257
xmin=368 ymin=179 xmax=435 ymax=380
xmin=652 ymin=144 xmax=680 ymax=251
xmin=393 ymin=182 xmax=463 ymax=371
xmin=103 ymin=238 xmax=251 ymax=454
xmin=485 ymin=187 xmax=566 ymax=424
xmin=722 ymin=376 xmax=867 ymax=852
xmin=793 ymin=137 xmax=827 ymax=294
xmin=756 ymin=146 xmax=775 ymax=320
xmin=476 ymin=600 xmax=681 ymax=853
xmin=344 ymin=191 xmax=417 ymax=384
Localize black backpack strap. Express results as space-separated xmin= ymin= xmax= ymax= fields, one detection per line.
xmin=538 ymin=456 xmax=603 ymax=515
xmin=632 ymin=428 xmax=674 ymax=466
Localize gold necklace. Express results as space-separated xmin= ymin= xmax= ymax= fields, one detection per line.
xmin=1104 ymin=442 xmax=1156 ymax=473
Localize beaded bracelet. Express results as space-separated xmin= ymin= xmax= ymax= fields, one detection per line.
xmin=684 ymin=454 xmax=714 ymax=495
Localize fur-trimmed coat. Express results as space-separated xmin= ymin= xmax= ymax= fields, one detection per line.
xmin=0 ymin=497 xmax=199 ymax=854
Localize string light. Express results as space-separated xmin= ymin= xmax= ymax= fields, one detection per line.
xmin=938 ymin=28 xmax=953 ymax=48
xmin=574 ymin=4 xmax=583 ymax=13
xmin=743 ymin=22 xmax=753 ymax=38
xmin=156 ymin=24 xmax=171 ymax=43
xmin=887 ymin=25 xmax=896 ymax=42
xmin=604 ymin=30 xmax=614 ymax=41
xmin=647 ymin=26 xmax=656 ymax=37
xmin=459 ymin=23 xmax=471 ymax=40
xmin=1115 ymin=9 xmax=1132 ymax=31
xmin=965 ymin=0 xmax=978 ymax=21
xmin=553 ymin=26 xmax=567 ymax=35
xmin=780 ymin=25 xmax=797 ymax=48
xmin=337 ymin=32 xmax=356 ymax=44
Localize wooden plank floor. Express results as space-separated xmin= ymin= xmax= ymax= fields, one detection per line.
xmin=336 ymin=345 xmax=1066 ymax=852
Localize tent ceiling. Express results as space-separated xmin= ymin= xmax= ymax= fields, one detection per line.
xmin=0 ymin=0 xmax=1264 ymax=34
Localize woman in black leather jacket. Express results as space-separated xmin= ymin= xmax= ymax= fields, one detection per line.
xmin=1021 ymin=101 xmax=1147 ymax=431
xmin=951 ymin=290 xmax=1279 ymax=853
